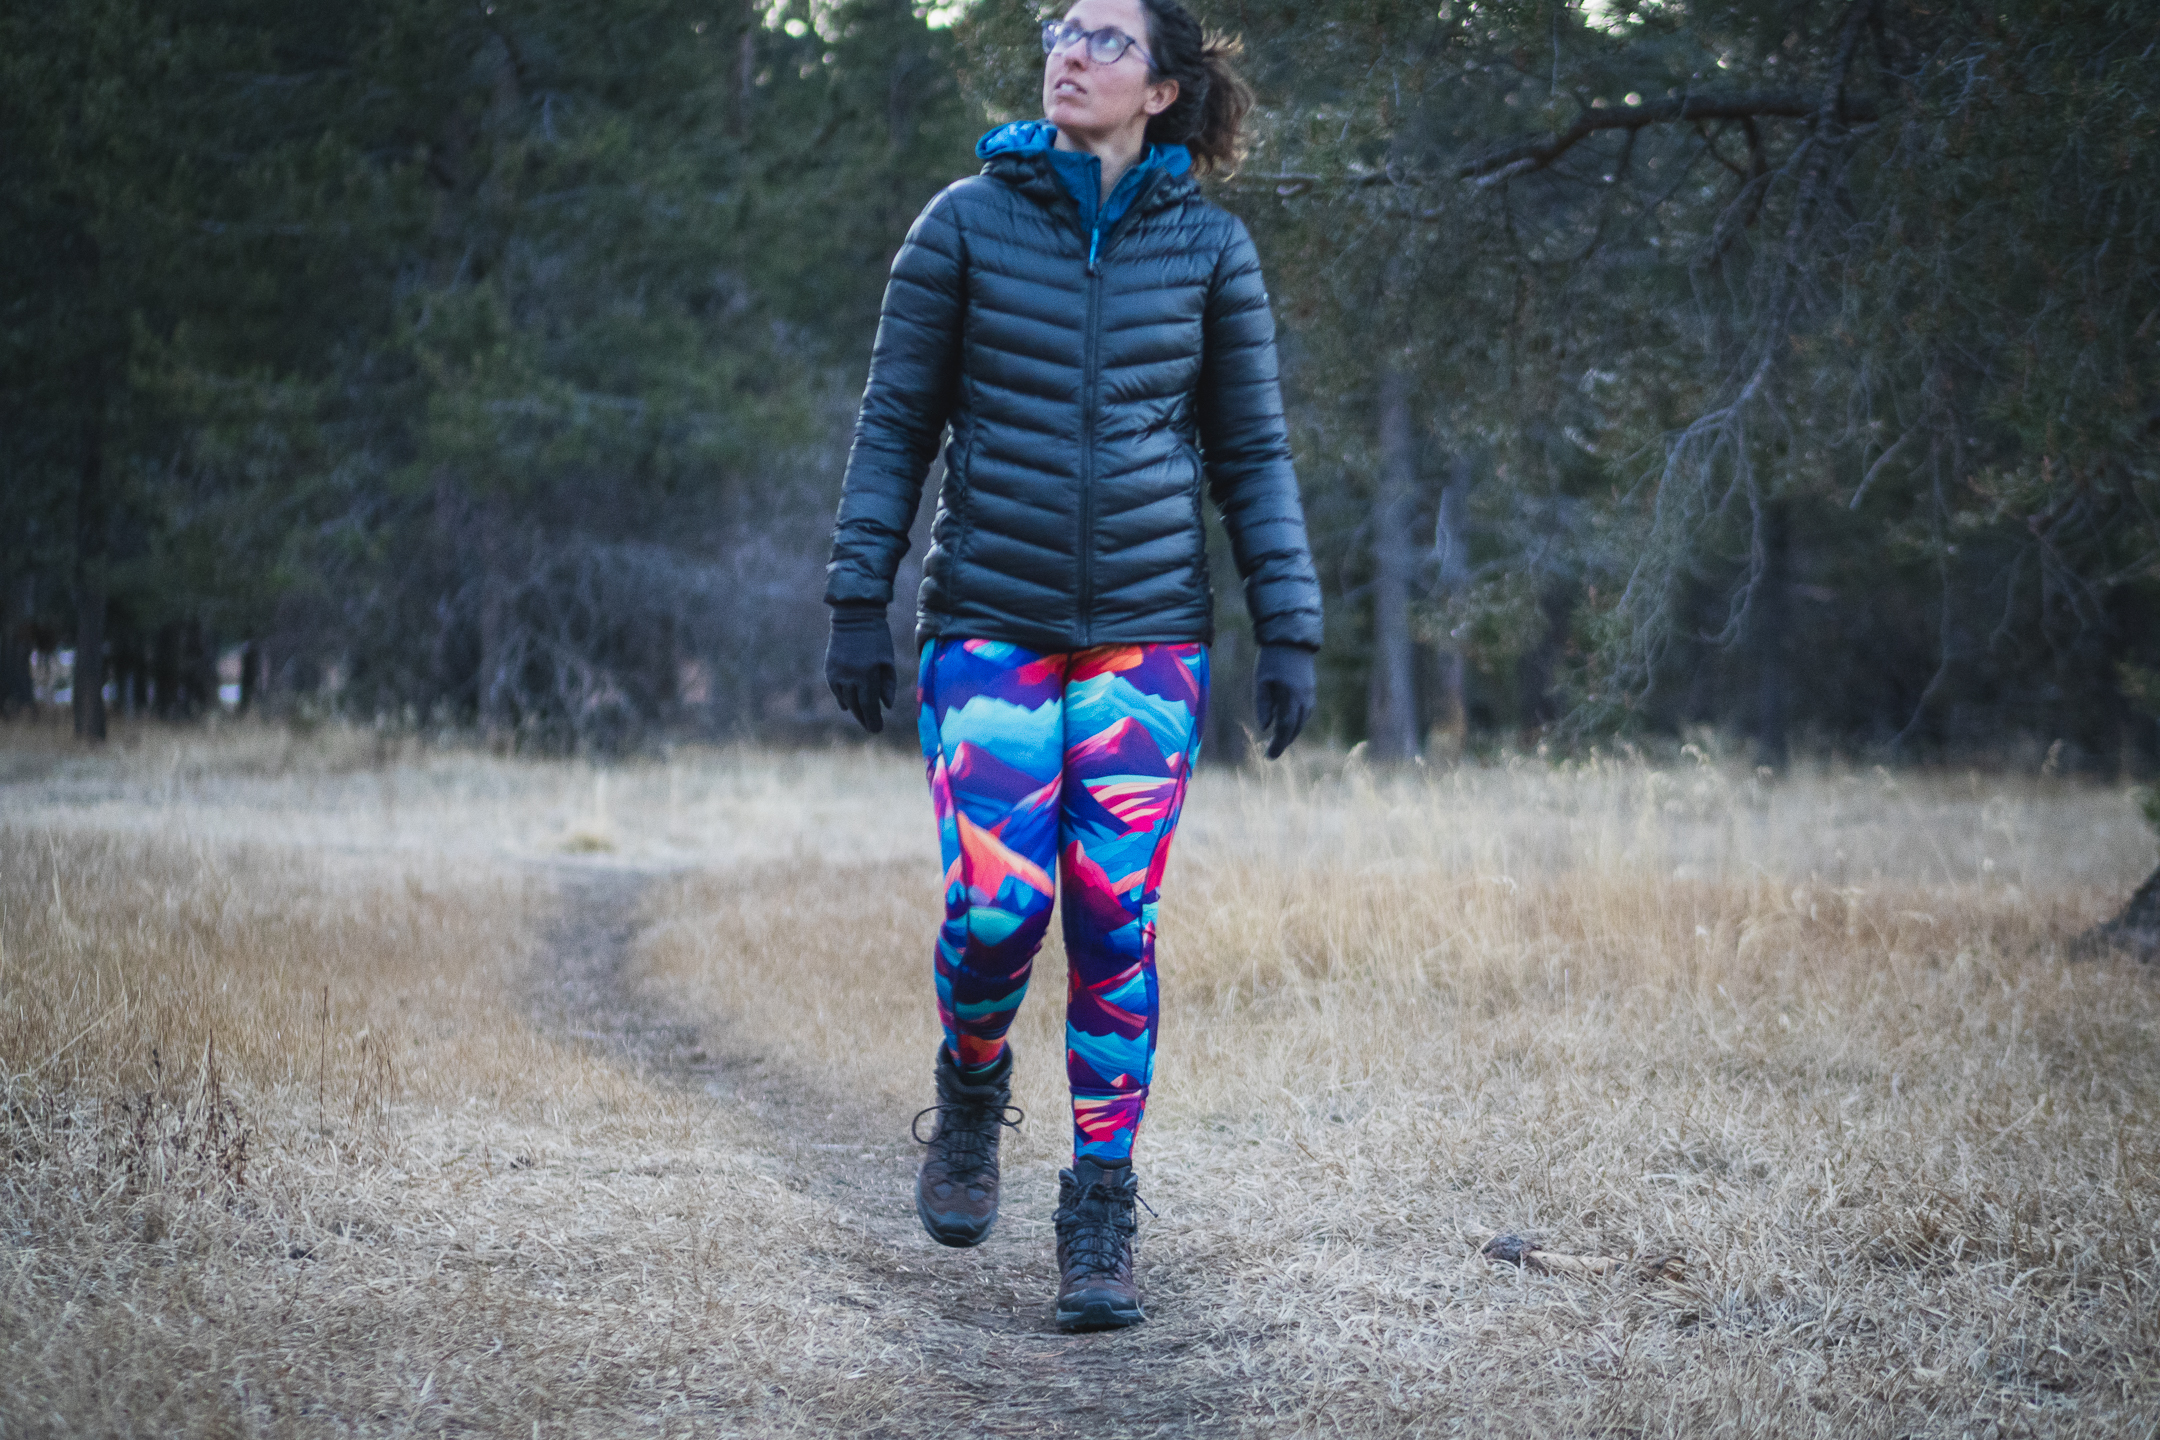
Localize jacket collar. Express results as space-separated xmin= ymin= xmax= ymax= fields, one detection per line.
xmin=976 ymin=122 xmax=1197 ymax=221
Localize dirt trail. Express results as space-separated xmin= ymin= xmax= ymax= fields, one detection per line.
xmin=527 ymin=865 xmax=1246 ymax=1437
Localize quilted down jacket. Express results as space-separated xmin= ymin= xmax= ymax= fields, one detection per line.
xmin=824 ymin=125 xmax=1324 ymax=654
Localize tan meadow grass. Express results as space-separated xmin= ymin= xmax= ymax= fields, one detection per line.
xmin=640 ymin=754 xmax=2160 ymax=1435
xmin=4 ymin=720 xmax=2157 ymax=1436
xmin=0 ymin=730 xmax=929 ymax=1437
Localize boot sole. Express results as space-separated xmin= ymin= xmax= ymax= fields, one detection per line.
xmin=916 ymin=1193 xmax=995 ymax=1248
xmin=1056 ymin=1296 xmax=1146 ymax=1331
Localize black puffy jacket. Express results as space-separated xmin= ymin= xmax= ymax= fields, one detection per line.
xmin=824 ymin=134 xmax=1323 ymax=654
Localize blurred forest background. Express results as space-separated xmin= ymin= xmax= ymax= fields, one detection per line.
xmin=3 ymin=0 xmax=2156 ymax=767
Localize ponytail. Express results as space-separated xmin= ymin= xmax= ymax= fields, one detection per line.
xmin=1137 ymin=0 xmax=1252 ymax=176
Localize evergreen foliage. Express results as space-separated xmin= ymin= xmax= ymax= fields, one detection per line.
xmin=2 ymin=0 xmax=2154 ymax=765
xmin=1211 ymin=0 xmax=2159 ymax=761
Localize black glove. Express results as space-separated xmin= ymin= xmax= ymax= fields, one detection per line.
xmin=825 ymin=604 xmax=896 ymax=734
xmin=1254 ymin=644 xmax=1317 ymax=759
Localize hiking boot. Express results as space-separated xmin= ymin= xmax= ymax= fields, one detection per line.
xmin=1054 ymin=1157 xmax=1146 ymax=1330
xmin=912 ymin=1044 xmax=1020 ymax=1247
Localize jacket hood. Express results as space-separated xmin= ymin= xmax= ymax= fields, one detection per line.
xmin=975 ymin=120 xmax=1059 ymax=160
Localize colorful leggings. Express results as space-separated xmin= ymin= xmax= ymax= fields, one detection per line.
xmin=916 ymin=639 xmax=1208 ymax=1163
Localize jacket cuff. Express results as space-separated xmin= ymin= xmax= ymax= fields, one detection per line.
xmin=827 ymin=602 xmax=889 ymax=634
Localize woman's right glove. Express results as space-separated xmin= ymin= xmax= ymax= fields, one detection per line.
xmin=1254 ymin=644 xmax=1317 ymax=759
xmin=825 ymin=604 xmax=896 ymax=734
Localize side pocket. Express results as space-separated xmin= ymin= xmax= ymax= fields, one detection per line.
xmin=1179 ymin=436 xmax=1208 ymax=572
xmin=928 ymin=422 xmax=970 ymax=605
xmin=953 ymin=412 xmax=974 ymax=586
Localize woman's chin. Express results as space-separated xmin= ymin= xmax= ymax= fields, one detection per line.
xmin=1044 ymin=100 xmax=1097 ymax=134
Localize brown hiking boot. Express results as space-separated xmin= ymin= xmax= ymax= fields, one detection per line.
xmin=912 ymin=1044 xmax=1020 ymax=1247
xmin=1054 ymin=1157 xmax=1146 ymax=1330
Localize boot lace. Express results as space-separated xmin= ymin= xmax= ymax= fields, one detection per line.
xmin=1056 ymin=1176 xmax=1155 ymax=1276
xmin=911 ymin=1099 xmax=1023 ymax=1181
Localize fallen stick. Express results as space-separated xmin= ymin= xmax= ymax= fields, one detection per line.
xmin=1481 ymin=1232 xmax=1686 ymax=1283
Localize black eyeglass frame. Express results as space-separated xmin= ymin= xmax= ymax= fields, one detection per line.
xmin=1040 ymin=18 xmax=1155 ymax=71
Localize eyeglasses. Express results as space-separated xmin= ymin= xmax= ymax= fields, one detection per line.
xmin=1041 ymin=18 xmax=1153 ymax=69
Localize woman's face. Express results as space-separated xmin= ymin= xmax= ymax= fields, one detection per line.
xmin=1043 ymin=0 xmax=1178 ymax=144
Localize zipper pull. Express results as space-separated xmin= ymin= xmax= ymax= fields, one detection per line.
xmin=1088 ymin=227 xmax=1101 ymax=273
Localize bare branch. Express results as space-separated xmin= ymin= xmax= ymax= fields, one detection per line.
xmin=1457 ymin=90 xmax=1881 ymax=181
xmin=1230 ymin=89 xmax=1884 ymax=198
xmin=1697 ymin=120 xmax=1753 ymax=181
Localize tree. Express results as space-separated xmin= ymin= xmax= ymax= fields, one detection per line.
xmin=1196 ymin=0 xmax=2157 ymax=761
xmin=1 ymin=2 xmax=395 ymax=736
xmin=8 ymin=0 xmax=2152 ymax=773
xmin=1 ymin=0 xmax=977 ymax=750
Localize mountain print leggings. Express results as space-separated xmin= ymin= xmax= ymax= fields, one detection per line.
xmin=916 ymin=638 xmax=1208 ymax=1163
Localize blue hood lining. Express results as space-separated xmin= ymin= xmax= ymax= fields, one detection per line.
xmin=975 ymin=120 xmax=1060 ymax=159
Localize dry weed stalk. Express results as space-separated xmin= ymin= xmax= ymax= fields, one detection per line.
xmin=1480 ymin=1231 xmax=1687 ymax=1283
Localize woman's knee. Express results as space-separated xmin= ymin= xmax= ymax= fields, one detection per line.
xmin=947 ymin=898 xmax=1057 ymax=979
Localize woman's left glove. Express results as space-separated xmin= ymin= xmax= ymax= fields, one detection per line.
xmin=1255 ymin=644 xmax=1318 ymax=759
xmin=825 ymin=604 xmax=896 ymax=734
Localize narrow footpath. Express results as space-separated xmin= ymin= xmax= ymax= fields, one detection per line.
xmin=526 ymin=865 xmax=1249 ymax=1437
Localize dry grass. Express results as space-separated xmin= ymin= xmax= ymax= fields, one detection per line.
xmin=5 ymin=719 xmax=2158 ymax=1437
xmin=0 ymin=714 xmax=924 ymax=870
xmin=641 ymin=755 xmax=2160 ymax=1437
xmin=0 ymin=729 xmax=930 ymax=1437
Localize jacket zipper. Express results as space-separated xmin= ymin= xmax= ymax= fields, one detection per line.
xmin=1076 ymin=169 xmax=1170 ymax=648
xmin=1079 ymin=262 xmax=1101 ymax=647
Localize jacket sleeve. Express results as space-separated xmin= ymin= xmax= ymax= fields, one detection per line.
xmin=824 ymin=186 xmax=967 ymax=609
xmin=1197 ymin=217 xmax=1324 ymax=651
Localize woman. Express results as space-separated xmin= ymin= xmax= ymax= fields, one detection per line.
xmin=823 ymin=0 xmax=1322 ymax=1331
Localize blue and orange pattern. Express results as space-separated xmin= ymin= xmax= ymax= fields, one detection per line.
xmin=917 ymin=639 xmax=1208 ymax=1162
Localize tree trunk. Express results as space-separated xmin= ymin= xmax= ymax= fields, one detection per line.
xmin=1753 ymin=498 xmax=1792 ymax=770
xmin=2075 ymin=862 xmax=2160 ymax=961
xmin=1518 ymin=583 xmax=1573 ymax=741
xmin=0 ymin=574 xmax=33 ymax=714
xmin=184 ymin=618 xmax=217 ymax=716
xmin=110 ymin=625 xmax=140 ymax=717
xmin=735 ymin=26 xmax=756 ymax=136
xmin=153 ymin=622 xmax=182 ymax=718
xmin=72 ymin=394 xmax=107 ymax=742
xmin=1368 ymin=361 xmax=1420 ymax=761
xmin=1428 ymin=458 xmax=1471 ymax=754
xmin=477 ymin=498 xmax=513 ymax=743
